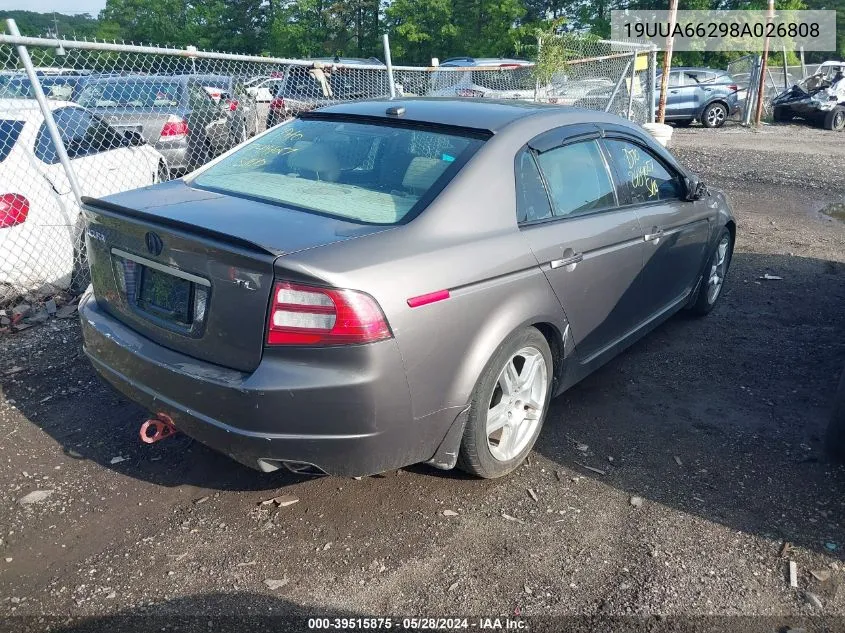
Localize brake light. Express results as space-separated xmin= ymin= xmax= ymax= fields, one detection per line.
xmin=227 ymin=98 xmax=239 ymax=111
xmin=0 ymin=194 xmax=29 ymax=228
xmin=269 ymin=97 xmax=286 ymax=111
xmin=267 ymin=281 xmax=391 ymax=346
xmin=159 ymin=115 xmax=189 ymax=141
xmin=728 ymin=84 xmax=738 ymax=92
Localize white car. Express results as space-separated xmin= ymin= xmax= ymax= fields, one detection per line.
xmin=244 ymin=76 xmax=285 ymax=103
xmin=0 ymin=99 xmax=167 ymax=296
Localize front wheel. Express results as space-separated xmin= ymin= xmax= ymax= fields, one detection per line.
xmin=457 ymin=327 xmax=553 ymax=479
xmin=690 ymin=227 xmax=733 ymax=316
xmin=701 ymin=102 xmax=728 ymax=128
xmin=823 ymin=106 xmax=845 ymax=131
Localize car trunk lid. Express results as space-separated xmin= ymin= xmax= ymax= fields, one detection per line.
xmin=95 ymin=108 xmax=176 ymax=143
xmin=82 ymin=180 xmax=390 ymax=373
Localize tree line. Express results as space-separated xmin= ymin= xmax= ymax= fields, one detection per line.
xmin=2 ymin=0 xmax=841 ymax=66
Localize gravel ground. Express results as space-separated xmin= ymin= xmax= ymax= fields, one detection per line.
xmin=1 ymin=120 xmax=844 ymax=632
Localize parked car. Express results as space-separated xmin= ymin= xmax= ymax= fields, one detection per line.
xmin=772 ymin=61 xmax=845 ymax=130
xmin=266 ymin=61 xmax=391 ymax=127
xmin=244 ymin=75 xmax=286 ymax=104
xmin=79 ymin=98 xmax=735 ymax=479
xmin=0 ymin=99 xmax=166 ymax=295
xmin=191 ymin=74 xmax=259 ymax=144
xmin=428 ymin=57 xmax=537 ymax=100
xmin=0 ymin=74 xmax=88 ymax=101
xmin=76 ymin=75 xmax=234 ymax=174
xmin=655 ymin=67 xmax=740 ymax=127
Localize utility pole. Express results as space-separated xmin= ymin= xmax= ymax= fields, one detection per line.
xmin=754 ymin=0 xmax=775 ymax=127
xmin=656 ymin=0 xmax=679 ymax=123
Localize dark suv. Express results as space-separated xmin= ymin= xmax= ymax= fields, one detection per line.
xmin=657 ymin=67 xmax=740 ymax=128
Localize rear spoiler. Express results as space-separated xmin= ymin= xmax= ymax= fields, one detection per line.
xmin=81 ymin=196 xmax=281 ymax=257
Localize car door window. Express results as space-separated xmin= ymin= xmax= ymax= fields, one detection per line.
xmin=534 ymin=140 xmax=616 ymax=218
xmin=603 ymin=138 xmax=684 ymax=204
xmin=515 ymin=148 xmax=552 ymax=224
xmin=189 ymin=83 xmax=214 ymax=111
xmin=668 ymin=72 xmax=682 ymax=87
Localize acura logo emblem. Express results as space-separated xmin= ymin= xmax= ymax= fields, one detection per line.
xmin=145 ymin=232 xmax=163 ymax=256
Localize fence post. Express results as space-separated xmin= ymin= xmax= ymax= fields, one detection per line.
xmin=6 ymin=18 xmax=82 ymax=204
xmin=743 ymin=55 xmax=761 ymax=126
xmin=604 ymin=59 xmax=631 ymax=113
xmin=626 ymin=49 xmax=638 ymax=120
xmin=648 ymin=45 xmax=657 ymax=123
xmin=781 ymin=45 xmax=789 ymax=89
xmin=382 ymin=33 xmax=396 ymax=99
xmin=800 ymin=46 xmax=806 ymax=79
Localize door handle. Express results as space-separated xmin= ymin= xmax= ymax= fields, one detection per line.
xmin=550 ymin=253 xmax=583 ymax=269
xmin=669 ymin=89 xmax=679 ymax=93
xmin=644 ymin=229 xmax=664 ymax=242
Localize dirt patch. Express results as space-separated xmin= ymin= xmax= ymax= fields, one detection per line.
xmin=0 ymin=124 xmax=843 ymax=628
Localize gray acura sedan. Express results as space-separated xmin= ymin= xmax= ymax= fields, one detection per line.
xmin=79 ymin=98 xmax=736 ymax=479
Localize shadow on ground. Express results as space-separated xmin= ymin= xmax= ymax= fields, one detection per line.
xmin=1 ymin=252 xmax=844 ymax=553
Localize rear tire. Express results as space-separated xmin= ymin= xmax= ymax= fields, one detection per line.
xmin=457 ymin=327 xmax=553 ymax=479
xmin=823 ymin=106 xmax=845 ymax=131
xmin=690 ymin=227 xmax=733 ymax=316
xmin=701 ymin=102 xmax=728 ymax=128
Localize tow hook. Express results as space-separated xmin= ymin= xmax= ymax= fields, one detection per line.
xmin=139 ymin=412 xmax=177 ymax=444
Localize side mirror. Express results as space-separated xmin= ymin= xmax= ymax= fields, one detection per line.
xmin=684 ymin=175 xmax=707 ymax=201
xmin=123 ymin=130 xmax=146 ymax=146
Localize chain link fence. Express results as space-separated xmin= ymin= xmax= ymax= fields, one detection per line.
xmin=0 ymin=26 xmax=655 ymax=306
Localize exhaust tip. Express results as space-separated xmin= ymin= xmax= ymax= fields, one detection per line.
xmin=256 ymin=459 xmax=325 ymax=476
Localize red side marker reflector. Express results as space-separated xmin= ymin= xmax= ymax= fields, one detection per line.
xmin=407 ymin=290 xmax=450 ymax=308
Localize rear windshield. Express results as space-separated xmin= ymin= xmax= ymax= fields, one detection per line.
xmin=0 ymin=120 xmax=23 ymax=161
xmin=192 ymin=117 xmax=485 ymax=225
xmin=77 ymin=80 xmax=183 ymax=108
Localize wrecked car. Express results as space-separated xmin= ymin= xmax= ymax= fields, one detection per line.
xmin=772 ymin=61 xmax=845 ymax=130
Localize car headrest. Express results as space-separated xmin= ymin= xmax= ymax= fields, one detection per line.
xmin=402 ymin=157 xmax=446 ymax=192
xmin=286 ymin=142 xmax=340 ymax=182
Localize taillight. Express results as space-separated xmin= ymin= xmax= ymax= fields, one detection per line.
xmin=728 ymin=84 xmax=738 ymax=92
xmin=269 ymin=97 xmax=285 ymax=111
xmin=227 ymin=98 xmax=239 ymax=111
xmin=0 ymin=194 xmax=29 ymax=228
xmin=267 ymin=281 xmax=391 ymax=346
xmin=159 ymin=115 xmax=189 ymax=141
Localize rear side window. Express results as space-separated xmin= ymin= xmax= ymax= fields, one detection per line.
xmin=515 ymin=149 xmax=552 ymax=223
xmin=603 ymin=139 xmax=684 ymax=204
xmin=78 ymin=81 xmax=182 ymax=108
xmin=192 ymin=117 xmax=485 ymax=225
xmin=535 ymin=140 xmax=616 ymax=218
xmin=0 ymin=120 xmax=24 ymax=162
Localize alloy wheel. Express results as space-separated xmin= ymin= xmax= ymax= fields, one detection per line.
xmin=486 ymin=346 xmax=549 ymax=462
xmin=707 ymin=234 xmax=731 ymax=304
xmin=707 ymin=105 xmax=726 ymax=127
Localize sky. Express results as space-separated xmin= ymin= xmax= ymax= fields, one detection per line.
xmin=0 ymin=0 xmax=106 ymax=15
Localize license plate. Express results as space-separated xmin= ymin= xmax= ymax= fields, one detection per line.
xmin=137 ymin=266 xmax=193 ymax=324
xmin=113 ymin=124 xmax=143 ymax=135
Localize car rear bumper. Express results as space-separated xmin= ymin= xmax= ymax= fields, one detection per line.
xmin=79 ymin=290 xmax=458 ymax=476
xmin=154 ymin=144 xmax=190 ymax=174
